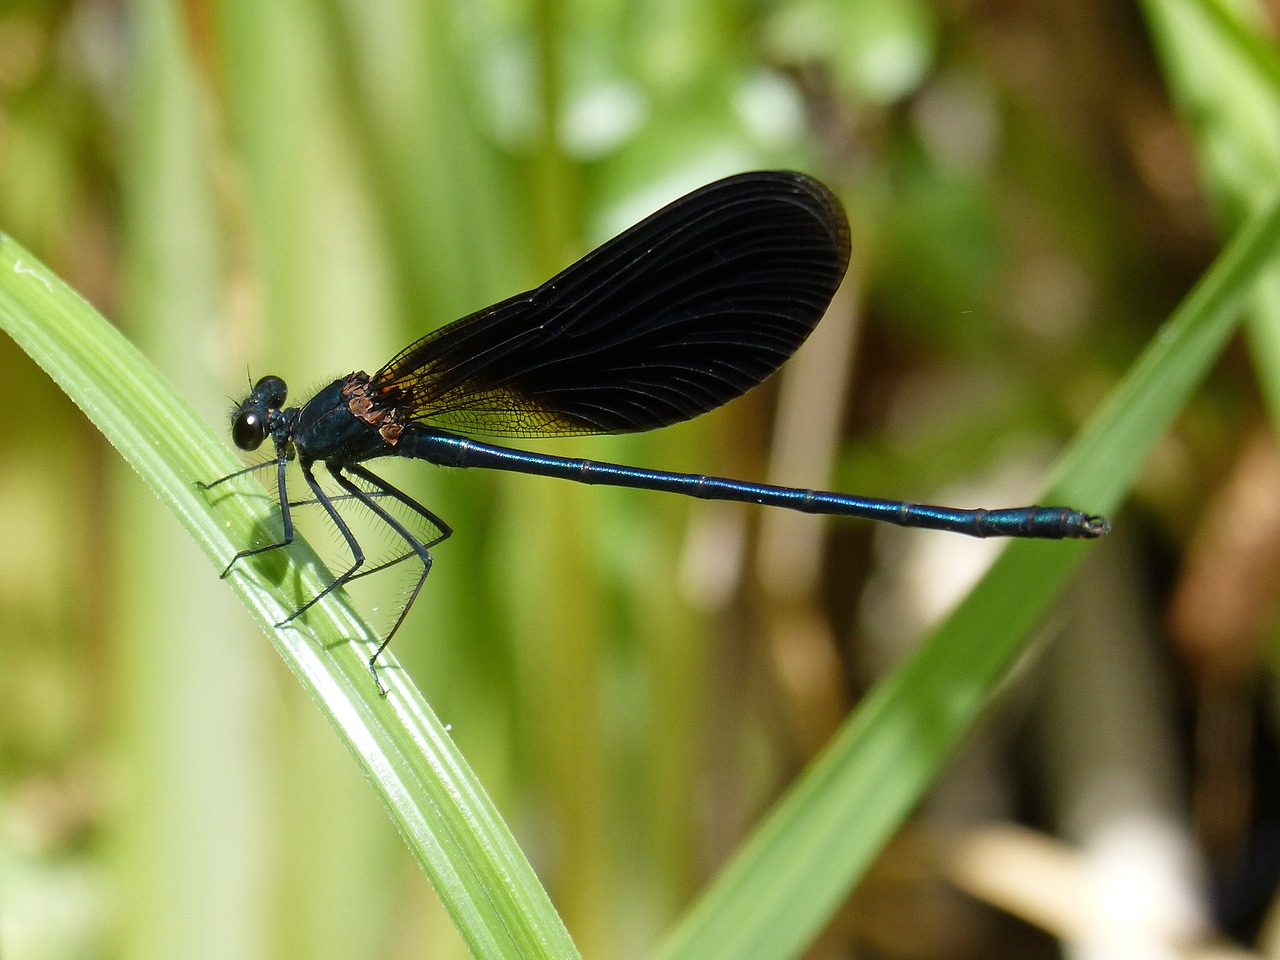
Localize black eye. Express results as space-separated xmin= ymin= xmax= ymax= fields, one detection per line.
xmin=254 ymin=375 xmax=287 ymax=408
xmin=232 ymin=411 xmax=267 ymax=450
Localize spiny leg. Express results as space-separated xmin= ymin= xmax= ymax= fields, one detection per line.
xmin=207 ymin=456 xmax=450 ymax=694
xmin=289 ymin=492 xmax=418 ymax=582
xmin=197 ymin=456 xmax=281 ymax=492
xmin=285 ymin=479 xmax=448 ymax=585
xmin=333 ymin=464 xmax=451 ymax=692
xmin=287 ymin=491 xmax=418 ymax=582
xmin=345 ymin=463 xmax=453 ymax=548
xmin=339 ymin=461 xmax=452 ymax=584
xmin=198 ymin=456 xmax=296 ymax=576
xmin=277 ymin=460 xmax=367 ymax=626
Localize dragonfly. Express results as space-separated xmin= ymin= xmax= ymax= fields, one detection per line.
xmin=202 ymin=170 xmax=1108 ymax=692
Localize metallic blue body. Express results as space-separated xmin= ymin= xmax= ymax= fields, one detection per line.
xmin=399 ymin=428 xmax=1106 ymax=540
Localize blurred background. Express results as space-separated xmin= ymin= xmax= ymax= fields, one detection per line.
xmin=2 ymin=0 xmax=1278 ymax=957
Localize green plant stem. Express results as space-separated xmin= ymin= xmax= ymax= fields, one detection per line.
xmin=0 ymin=235 xmax=581 ymax=960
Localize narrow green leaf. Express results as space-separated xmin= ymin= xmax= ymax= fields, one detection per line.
xmin=1142 ymin=0 xmax=1280 ymax=421
xmin=656 ymin=193 xmax=1280 ymax=960
xmin=0 ymin=236 xmax=580 ymax=960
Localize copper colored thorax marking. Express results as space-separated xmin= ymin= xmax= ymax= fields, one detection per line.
xmin=344 ymin=373 xmax=405 ymax=445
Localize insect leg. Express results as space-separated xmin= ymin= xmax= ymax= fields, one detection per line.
xmin=200 ymin=456 xmax=295 ymax=577
xmin=276 ymin=460 xmax=366 ymax=625
xmin=331 ymin=465 xmax=451 ymax=693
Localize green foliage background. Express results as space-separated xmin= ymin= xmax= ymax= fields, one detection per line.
xmin=2 ymin=0 xmax=1279 ymax=958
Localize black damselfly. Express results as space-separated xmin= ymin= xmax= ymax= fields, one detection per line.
xmin=202 ymin=171 xmax=1108 ymax=691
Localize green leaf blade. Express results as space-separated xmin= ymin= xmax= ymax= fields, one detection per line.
xmin=657 ymin=191 xmax=1280 ymax=960
xmin=0 ymin=235 xmax=581 ymax=960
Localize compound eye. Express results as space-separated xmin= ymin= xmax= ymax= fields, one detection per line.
xmin=232 ymin=411 xmax=268 ymax=451
xmin=254 ymin=375 xmax=287 ymax=407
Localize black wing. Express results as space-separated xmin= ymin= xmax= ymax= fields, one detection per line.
xmin=370 ymin=170 xmax=851 ymax=437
